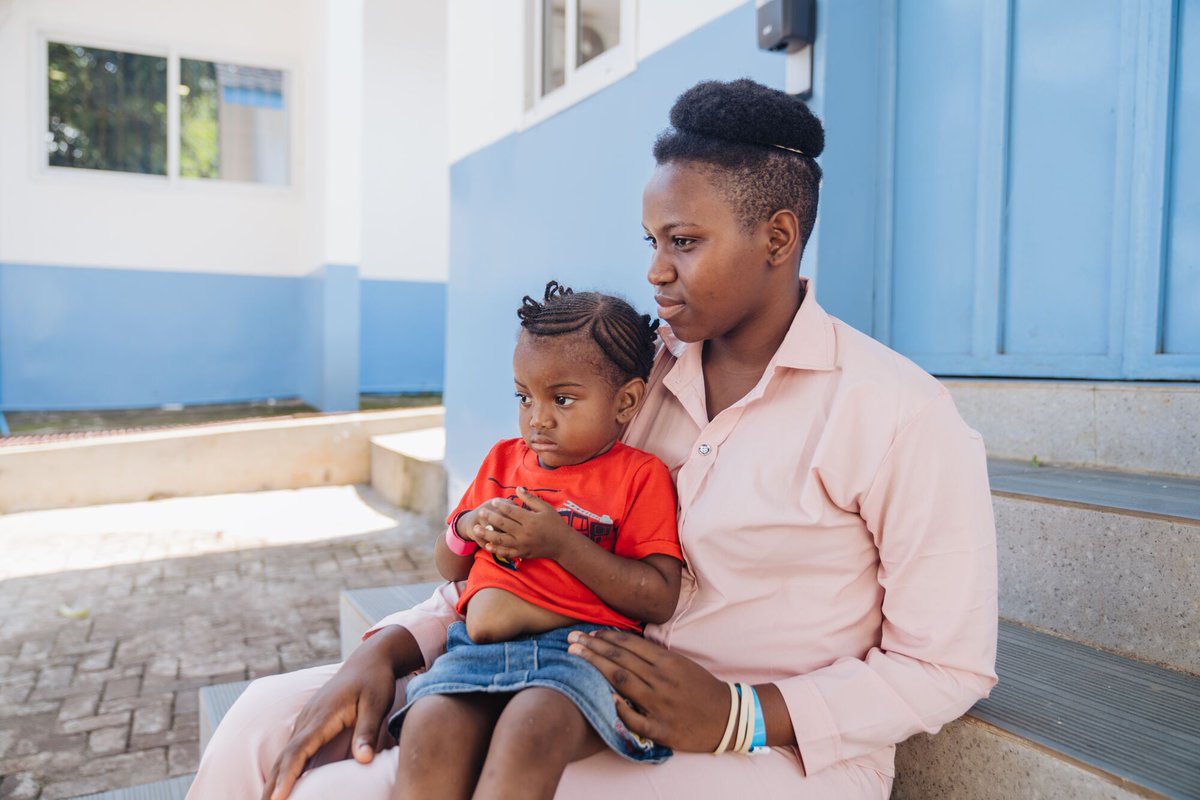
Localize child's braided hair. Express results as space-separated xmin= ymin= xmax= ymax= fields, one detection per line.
xmin=517 ymin=281 xmax=659 ymax=384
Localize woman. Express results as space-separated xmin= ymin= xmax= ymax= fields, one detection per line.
xmin=189 ymin=78 xmax=997 ymax=800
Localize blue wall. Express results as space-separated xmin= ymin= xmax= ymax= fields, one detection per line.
xmin=0 ymin=262 xmax=444 ymax=411
xmin=0 ymin=262 xmax=304 ymax=410
xmin=361 ymin=279 xmax=446 ymax=393
xmin=443 ymin=3 xmax=785 ymax=490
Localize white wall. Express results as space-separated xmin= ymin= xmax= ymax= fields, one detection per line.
xmin=637 ymin=0 xmax=746 ymax=58
xmin=445 ymin=0 xmax=747 ymax=164
xmin=446 ymin=0 xmax=526 ymax=165
xmin=361 ymin=0 xmax=450 ymax=282
xmin=0 ymin=0 xmax=312 ymax=277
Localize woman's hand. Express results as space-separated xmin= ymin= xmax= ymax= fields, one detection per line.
xmin=566 ymin=628 xmax=731 ymax=752
xmin=261 ymin=626 xmax=420 ymax=800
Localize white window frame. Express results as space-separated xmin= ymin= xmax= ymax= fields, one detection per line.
xmin=522 ymin=0 xmax=637 ymax=128
xmin=31 ymin=28 xmax=298 ymax=194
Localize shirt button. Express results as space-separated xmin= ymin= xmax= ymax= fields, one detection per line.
xmin=697 ymin=444 xmax=712 ymax=456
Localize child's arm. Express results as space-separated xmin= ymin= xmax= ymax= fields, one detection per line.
xmin=434 ymin=507 xmax=483 ymax=582
xmin=473 ymin=488 xmax=682 ymax=624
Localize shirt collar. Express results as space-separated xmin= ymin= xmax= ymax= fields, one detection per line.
xmin=658 ymin=278 xmax=836 ymax=373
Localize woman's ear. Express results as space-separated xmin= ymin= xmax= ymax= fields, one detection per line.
xmin=615 ymin=378 xmax=647 ymax=423
xmin=766 ymin=209 xmax=801 ymax=265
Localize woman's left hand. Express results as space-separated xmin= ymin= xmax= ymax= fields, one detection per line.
xmin=567 ymin=628 xmax=731 ymax=752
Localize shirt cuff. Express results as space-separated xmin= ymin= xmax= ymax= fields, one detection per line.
xmin=777 ymin=673 xmax=842 ymax=777
xmin=362 ymin=580 xmax=464 ymax=671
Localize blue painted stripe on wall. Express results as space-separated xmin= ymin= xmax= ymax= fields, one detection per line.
xmin=443 ymin=2 xmax=783 ymax=491
xmin=0 ymin=262 xmax=304 ymax=410
xmin=360 ymin=279 xmax=446 ymax=393
xmin=0 ymin=262 xmax=446 ymax=411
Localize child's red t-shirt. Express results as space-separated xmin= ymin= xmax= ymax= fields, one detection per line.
xmin=451 ymin=438 xmax=682 ymax=631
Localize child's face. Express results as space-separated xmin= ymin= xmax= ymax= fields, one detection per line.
xmin=512 ymin=331 xmax=641 ymax=468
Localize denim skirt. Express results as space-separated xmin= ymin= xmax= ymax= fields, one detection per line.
xmin=387 ymin=621 xmax=671 ymax=763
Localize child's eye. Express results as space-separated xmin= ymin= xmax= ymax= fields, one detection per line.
xmin=672 ymin=236 xmax=695 ymax=249
xmin=643 ymin=234 xmax=657 ymax=250
xmin=554 ymin=396 xmax=575 ymax=407
xmin=515 ymin=392 xmax=531 ymax=406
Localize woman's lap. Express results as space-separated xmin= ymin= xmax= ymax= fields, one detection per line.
xmin=192 ymin=664 xmax=890 ymax=800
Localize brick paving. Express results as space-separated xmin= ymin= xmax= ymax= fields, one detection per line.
xmin=0 ymin=487 xmax=439 ymax=799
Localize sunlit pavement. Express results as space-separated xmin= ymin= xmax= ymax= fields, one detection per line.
xmin=0 ymin=487 xmax=439 ymax=800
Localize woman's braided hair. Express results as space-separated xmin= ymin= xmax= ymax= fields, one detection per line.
xmin=653 ymin=78 xmax=825 ymax=243
xmin=517 ymin=281 xmax=659 ymax=384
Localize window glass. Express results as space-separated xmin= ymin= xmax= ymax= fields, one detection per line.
xmin=577 ymin=0 xmax=620 ymax=66
xmin=47 ymin=42 xmax=167 ymax=175
xmin=180 ymin=60 xmax=288 ymax=185
xmin=542 ymin=0 xmax=566 ymax=95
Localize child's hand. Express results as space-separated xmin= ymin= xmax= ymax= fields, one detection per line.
xmin=473 ymin=488 xmax=575 ymax=561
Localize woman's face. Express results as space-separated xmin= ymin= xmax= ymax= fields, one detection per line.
xmin=642 ymin=162 xmax=773 ymax=344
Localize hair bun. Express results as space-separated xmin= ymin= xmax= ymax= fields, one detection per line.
xmin=668 ymin=78 xmax=824 ymax=158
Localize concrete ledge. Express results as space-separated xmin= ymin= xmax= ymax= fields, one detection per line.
xmin=895 ymin=717 xmax=1140 ymax=800
xmin=944 ymin=379 xmax=1200 ymax=478
xmin=370 ymin=428 xmax=447 ymax=525
xmin=0 ymin=407 xmax=443 ymax=513
xmin=199 ymin=680 xmax=252 ymax=753
xmin=72 ymin=774 xmax=194 ymax=800
xmin=339 ymin=582 xmax=444 ymax=660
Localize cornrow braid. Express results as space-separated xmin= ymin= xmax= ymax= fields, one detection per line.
xmin=517 ymin=281 xmax=660 ymax=383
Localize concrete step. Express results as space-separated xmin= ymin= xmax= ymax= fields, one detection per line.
xmin=339 ymin=581 xmax=445 ymax=660
xmin=945 ymin=379 xmax=1200 ymax=478
xmin=369 ymin=428 xmax=447 ymax=525
xmin=198 ymin=679 xmax=253 ymax=753
xmin=988 ymin=458 xmax=1200 ymax=673
xmin=896 ymin=620 xmax=1200 ymax=800
xmin=71 ymin=774 xmax=193 ymax=800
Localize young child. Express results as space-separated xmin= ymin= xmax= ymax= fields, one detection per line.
xmin=388 ymin=281 xmax=683 ymax=799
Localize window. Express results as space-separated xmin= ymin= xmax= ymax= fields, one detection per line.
xmin=179 ymin=60 xmax=289 ymax=185
xmin=47 ymin=43 xmax=168 ymax=175
xmin=525 ymin=0 xmax=635 ymax=124
xmin=45 ymin=40 xmax=290 ymax=186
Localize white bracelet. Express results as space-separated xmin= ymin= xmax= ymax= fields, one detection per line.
xmin=713 ymin=682 xmax=739 ymax=754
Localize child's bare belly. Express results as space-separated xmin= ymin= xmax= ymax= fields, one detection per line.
xmin=464 ymin=587 xmax=586 ymax=644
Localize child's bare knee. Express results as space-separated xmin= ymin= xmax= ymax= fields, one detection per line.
xmin=492 ymin=689 xmax=586 ymax=754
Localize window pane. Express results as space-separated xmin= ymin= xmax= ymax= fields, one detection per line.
xmin=180 ymin=59 xmax=288 ymax=185
xmin=542 ymin=0 xmax=566 ymax=95
xmin=577 ymin=0 xmax=620 ymax=66
xmin=47 ymin=42 xmax=167 ymax=175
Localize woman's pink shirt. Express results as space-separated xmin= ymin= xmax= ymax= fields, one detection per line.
xmin=369 ymin=284 xmax=998 ymax=781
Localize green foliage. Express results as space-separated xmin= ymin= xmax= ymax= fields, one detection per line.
xmin=179 ymin=58 xmax=221 ymax=178
xmin=47 ymin=42 xmax=167 ymax=175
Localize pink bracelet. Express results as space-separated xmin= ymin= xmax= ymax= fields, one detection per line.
xmin=444 ymin=511 xmax=479 ymax=556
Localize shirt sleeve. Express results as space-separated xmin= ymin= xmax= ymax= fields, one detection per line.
xmin=614 ymin=457 xmax=683 ymax=562
xmin=779 ymin=389 xmax=998 ymax=775
xmin=362 ymin=580 xmax=464 ymax=670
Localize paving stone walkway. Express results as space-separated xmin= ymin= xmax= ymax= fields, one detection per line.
xmin=0 ymin=486 xmax=439 ymax=800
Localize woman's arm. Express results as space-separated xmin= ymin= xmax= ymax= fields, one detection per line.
xmin=264 ymin=581 xmax=465 ymax=800
xmin=474 ymin=488 xmax=682 ymax=623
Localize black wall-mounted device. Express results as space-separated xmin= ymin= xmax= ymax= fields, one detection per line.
xmin=757 ymin=0 xmax=816 ymax=52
